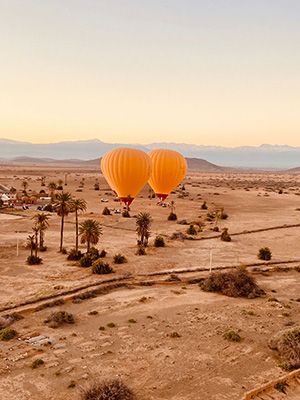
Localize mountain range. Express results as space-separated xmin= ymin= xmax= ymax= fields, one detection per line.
xmin=1 ymin=139 xmax=300 ymax=169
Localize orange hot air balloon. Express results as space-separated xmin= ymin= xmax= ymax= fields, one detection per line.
xmin=148 ymin=149 xmax=187 ymax=201
xmin=101 ymin=148 xmax=151 ymax=206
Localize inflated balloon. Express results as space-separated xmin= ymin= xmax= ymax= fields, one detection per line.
xmin=148 ymin=149 xmax=187 ymax=201
xmin=101 ymin=148 xmax=151 ymax=206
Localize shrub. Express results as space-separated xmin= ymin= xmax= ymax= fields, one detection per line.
xmin=221 ymin=228 xmax=231 ymax=242
xmin=31 ymin=358 xmax=44 ymax=369
xmin=102 ymin=207 xmax=111 ymax=216
xmin=27 ymin=255 xmax=42 ymax=265
xmin=61 ymin=247 xmax=67 ymax=255
xmin=43 ymin=204 xmax=53 ymax=212
xmin=154 ymin=236 xmax=165 ymax=247
xmin=88 ymin=247 xmax=100 ymax=261
xmin=258 ymin=247 xmax=272 ymax=261
xmin=44 ymin=311 xmax=75 ymax=328
xmin=94 ymin=183 xmax=100 ymax=191
xmin=80 ymin=255 xmax=93 ymax=268
xmin=170 ymin=231 xmax=187 ymax=241
xmin=223 ymin=330 xmax=242 ymax=342
xmin=168 ymin=212 xmax=177 ymax=221
xmin=113 ymin=253 xmax=128 ymax=264
xmin=92 ymin=260 xmax=114 ymax=275
xmin=0 ymin=327 xmax=17 ymax=341
xmin=99 ymin=249 xmax=107 ymax=258
xmin=186 ymin=224 xmax=197 ymax=235
xmin=80 ymin=379 xmax=135 ymax=400
xmin=39 ymin=246 xmax=47 ymax=252
xmin=201 ymin=201 xmax=208 ymax=210
xmin=268 ymin=326 xmax=300 ymax=369
xmin=122 ymin=210 xmax=130 ymax=218
xmin=274 ymin=382 xmax=288 ymax=394
xmin=200 ymin=269 xmax=265 ymax=298
xmin=136 ymin=245 xmax=146 ymax=255
xmin=219 ymin=209 xmax=228 ymax=219
xmin=67 ymin=248 xmax=83 ymax=261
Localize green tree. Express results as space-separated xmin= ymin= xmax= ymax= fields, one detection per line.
xmin=26 ymin=234 xmax=35 ymax=257
xmin=79 ymin=219 xmax=102 ymax=253
xmin=70 ymin=198 xmax=87 ymax=252
xmin=55 ymin=192 xmax=73 ymax=252
xmin=136 ymin=212 xmax=152 ymax=247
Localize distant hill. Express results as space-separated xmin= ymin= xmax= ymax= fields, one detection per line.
xmin=1 ymin=138 xmax=300 ymax=168
xmin=286 ymin=167 xmax=300 ymax=173
xmin=1 ymin=155 xmax=226 ymax=172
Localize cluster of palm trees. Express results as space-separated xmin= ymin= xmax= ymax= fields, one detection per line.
xmin=27 ymin=212 xmax=50 ymax=260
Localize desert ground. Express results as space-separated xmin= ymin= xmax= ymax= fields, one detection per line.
xmin=0 ymin=164 xmax=300 ymax=399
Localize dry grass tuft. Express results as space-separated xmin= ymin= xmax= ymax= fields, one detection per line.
xmin=269 ymin=326 xmax=300 ymax=370
xmin=80 ymin=379 xmax=135 ymax=400
xmin=44 ymin=310 xmax=75 ymax=328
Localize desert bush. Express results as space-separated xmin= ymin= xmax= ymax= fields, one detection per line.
xmin=186 ymin=224 xmax=197 ymax=235
xmin=170 ymin=232 xmax=187 ymax=241
xmin=200 ymin=269 xmax=265 ymax=298
xmin=122 ymin=210 xmax=130 ymax=218
xmin=268 ymin=326 xmax=300 ymax=370
xmin=99 ymin=249 xmax=107 ymax=258
xmin=113 ymin=253 xmax=128 ymax=264
xmin=154 ymin=236 xmax=165 ymax=247
xmin=44 ymin=311 xmax=75 ymax=328
xmin=0 ymin=327 xmax=17 ymax=341
xmin=88 ymin=247 xmax=100 ymax=260
xmin=258 ymin=247 xmax=272 ymax=261
xmin=27 ymin=255 xmax=42 ymax=265
xmin=177 ymin=219 xmax=188 ymax=225
xmin=43 ymin=204 xmax=53 ymax=212
xmin=61 ymin=247 xmax=67 ymax=255
xmin=102 ymin=207 xmax=111 ymax=216
xmin=168 ymin=212 xmax=177 ymax=221
xmin=94 ymin=183 xmax=100 ymax=191
xmin=136 ymin=245 xmax=146 ymax=255
xmin=31 ymin=358 xmax=44 ymax=369
xmin=219 ymin=209 xmax=228 ymax=220
xmin=67 ymin=248 xmax=83 ymax=261
xmin=80 ymin=255 xmax=93 ymax=268
xmin=201 ymin=201 xmax=208 ymax=210
xmin=221 ymin=228 xmax=231 ymax=242
xmin=80 ymin=379 xmax=135 ymax=400
xmin=92 ymin=260 xmax=114 ymax=275
xmin=223 ymin=330 xmax=242 ymax=342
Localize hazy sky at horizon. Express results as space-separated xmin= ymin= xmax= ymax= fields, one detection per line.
xmin=0 ymin=0 xmax=299 ymax=146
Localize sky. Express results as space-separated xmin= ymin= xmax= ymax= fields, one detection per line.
xmin=0 ymin=0 xmax=299 ymax=147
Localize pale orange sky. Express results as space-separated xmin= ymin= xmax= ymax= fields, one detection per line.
xmin=0 ymin=1 xmax=300 ymax=146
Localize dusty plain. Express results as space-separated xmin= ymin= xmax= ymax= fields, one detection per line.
xmin=0 ymin=164 xmax=300 ymax=400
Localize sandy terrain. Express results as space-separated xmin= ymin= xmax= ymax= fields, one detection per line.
xmin=0 ymin=165 xmax=300 ymax=399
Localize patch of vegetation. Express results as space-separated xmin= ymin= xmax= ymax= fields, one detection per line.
xmin=220 ymin=228 xmax=231 ymax=242
xmin=122 ymin=210 xmax=130 ymax=218
xmin=99 ymin=249 xmax=107 ymax=258
xmin=154 ymin=235 xmax=165 ymax=247
xmin=107 ymin=322 xmax=116 ymax=328
xmin=170 ymin=231 xmax=187 ymax=241
xmin=168 ymin=212 xmax=177 ymax=221
xmin=223 ymin=330 xmax=242 ymax=342
xmin=88 ymin=311 xmax=99 ymax=315
xmin=44 ymin=311 xmax=75 ymax=328
xmin=80 ymin=254 xmax=93 ymax=268
xmin=258 ymin=247 xmax=272 ymax=261
xmin=200 ymin=269 xmax=265 ymax=298
xmin=80 ymin=379 xmax=135 ymax=400
xmin=27 ymin=255 xmax=42 ymax=265
xmin=169 ymin=331 xmax=181 ymax=338
xmin=274 ymin=382 xmax=288 ymax=394
xmin=68 ymin=380 xmax=76 ymax=388
xmin=113 ymin=253 xmax=128 ymax=264
xmin=31 ymin=358 xmax=45 ymax=369
xmin=0 ymin=327 xmax=17 ymax=341
xmin=99 ymin=326 xmax=105 ymax=331
xmin=67 ymin=248 xmax=83 ymax=261
xmin=269 ymin=326 xmax=300 ymax=370
xmin=186 ymin=224 xmax=197 ymax=235
xmin=201 ymin=201 xmax=208 ymax=210
xmin=61 ymin=247 xmax=68 ymax=255
xmin=92 ymin=260 xmax=114 ymax=275
xmin=136 ymin=245 xmax=146 ymax=255
xmin=128 ymin=319 xmax=137 ymax=324
xmin=102 ymin=207 xmax=111 ymax=216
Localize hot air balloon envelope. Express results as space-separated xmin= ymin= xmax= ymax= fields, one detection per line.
xmin=101 ymin=148 xmax=151 ymax=206
xmin=148 ymin=149 xmax=187 ymax=200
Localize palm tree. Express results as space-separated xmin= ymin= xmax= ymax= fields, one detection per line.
xmin=26 ymin=234 xmax=35 ymax=257
xmin=55 ymin=192 xmax=73 ymax=252
xmin=70 ymin=198 xmax=87 ymax=252
xmin=32 ymin=225 xmax=39 ymax=257
xmin=48 ymin=182 xmax=57 ymax=202
xmin=136 ymin=212 xmax=152 ymax=247
xmin=32 ymin=213 xmax=50 ymax=248
xmin=79 ymin=219 xmax=102 ymax=253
